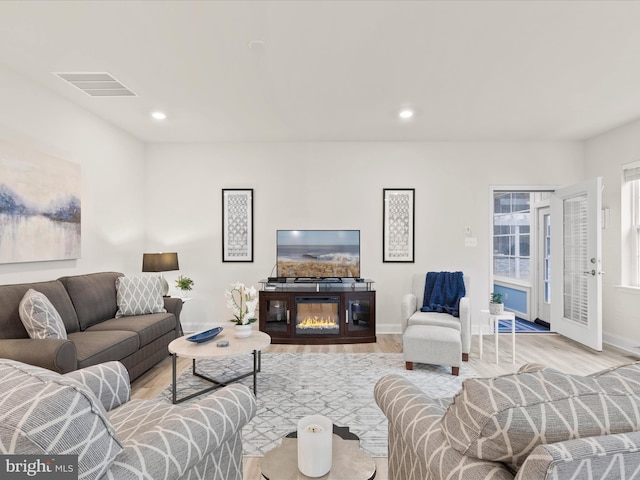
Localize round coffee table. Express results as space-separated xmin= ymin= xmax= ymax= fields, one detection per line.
xmin=168 ymin=329 xmax=271 ymax=404
xmin=261 ymin=426 xmax=376 ymax=479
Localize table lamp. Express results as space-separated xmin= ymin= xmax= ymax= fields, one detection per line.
xmin=142 ymin=252 xmax=179 ymax=296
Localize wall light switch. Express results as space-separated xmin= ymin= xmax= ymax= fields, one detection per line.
xmin=465 ymin=237 xmax=477 ymax=247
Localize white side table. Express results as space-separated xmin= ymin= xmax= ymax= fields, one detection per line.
xmin=178 ymin=297 xmax=192 ymax=336
xmin=479 ymin=309 xmax=516 ymax=364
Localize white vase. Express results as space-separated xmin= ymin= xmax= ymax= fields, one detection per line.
xmin=234 ymin=323 xmax=252 ymax=338
xmin=489 ymin=303 xmax=504 ymax=315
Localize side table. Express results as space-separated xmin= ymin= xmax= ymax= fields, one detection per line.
xmin=178 ymin=296 xmax=192 ymax=336
xmin=479 ymin=309 xmax=516 ymax=364
xmin=261 ymin=425 xmax=376 ymax=480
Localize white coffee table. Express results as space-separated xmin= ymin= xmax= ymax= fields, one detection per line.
xmin=168 ymin=329 xmax=271 ymax=404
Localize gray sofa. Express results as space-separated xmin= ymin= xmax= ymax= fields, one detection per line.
xmin=375 ymin=362 xmax=640 ymax=480
xmin=0 ymin=359 xmax=255 ymax=480
xmin=0 ymin=272 xmax=182 ymax=381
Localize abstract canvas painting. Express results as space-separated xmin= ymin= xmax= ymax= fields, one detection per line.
xmin=0 ymin=141 xmax=81 ymax=263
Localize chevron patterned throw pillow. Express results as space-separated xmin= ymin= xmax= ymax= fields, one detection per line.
xmin=115 ymin=274 xmax=167 ymax=318
xmin=19 ymin=288 xmax=67 ymax=339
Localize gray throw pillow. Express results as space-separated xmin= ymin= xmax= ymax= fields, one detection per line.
xmin=115 ymin=274 xmax=167 ymax=318
xmin=18 ymin=288 xmax=67 ymax=339
xmin=441 ymin=367 xmax=640 ymax=471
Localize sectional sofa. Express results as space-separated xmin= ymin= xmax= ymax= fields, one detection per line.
xmin=0 ymin=271 xmax=182 ymax=380
xmin=375 ymin=362 xmax=640 ymax=480
xmin=0 ymin=359 xmax=254 ymax=480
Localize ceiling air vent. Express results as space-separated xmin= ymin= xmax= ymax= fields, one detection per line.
xmin=53 ymin=72 xmax=136 ymax=97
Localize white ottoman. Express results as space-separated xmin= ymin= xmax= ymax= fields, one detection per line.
xmin=403 ymin=324 xmax=462 ymax=376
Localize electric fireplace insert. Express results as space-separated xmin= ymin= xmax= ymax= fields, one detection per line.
xmin=295 ymin=296 xmax=340 ymax=336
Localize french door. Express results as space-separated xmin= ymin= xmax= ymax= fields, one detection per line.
xmin=536 ymin=206 xmax=551 ymax=324
xmin=550 ymin=177 xmax=603 ymax=351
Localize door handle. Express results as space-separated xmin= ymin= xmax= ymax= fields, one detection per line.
xmin=583 ymin=270 xmax=596 ymax=276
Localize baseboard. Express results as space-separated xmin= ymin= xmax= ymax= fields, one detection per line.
xmin=375 ymin=324 xmax=640 ymax=359
xmin=603 ymin=331 xmax=640 ymax=358
xmin=376 ymin=323 xmax=402 ymax=334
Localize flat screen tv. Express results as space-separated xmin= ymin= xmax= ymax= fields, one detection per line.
xmin=277 ymin=230 xmax=360 ymax=279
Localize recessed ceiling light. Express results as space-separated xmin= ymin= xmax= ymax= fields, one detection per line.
xmin=399 ymin=109 xmax=414 ymax=120
xmin=248 ymin=40 xmax=266 ymax=52
xmin=151 ymin=111 xmax=167 ymax=120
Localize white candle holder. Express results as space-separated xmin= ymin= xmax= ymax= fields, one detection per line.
xmin=297 ymin=414 xmax=333 ymax=477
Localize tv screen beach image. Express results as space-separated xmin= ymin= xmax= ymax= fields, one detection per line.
xmin=277 ymin=230 xmax=360 ymax=278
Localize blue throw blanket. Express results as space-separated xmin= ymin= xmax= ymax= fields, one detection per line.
xmin=420 ymin=271 xmax=465 ymax=318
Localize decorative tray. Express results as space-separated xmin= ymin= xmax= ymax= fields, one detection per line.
xmin=187 ymin=327 xmax=223 ymax=343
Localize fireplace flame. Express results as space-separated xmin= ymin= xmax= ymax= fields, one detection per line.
xmin=298 ymin=315 xmax=338 ymax=329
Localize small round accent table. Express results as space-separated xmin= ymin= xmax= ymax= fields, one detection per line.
xmin=479 ymin=309 xmax=516 ymax=364
xmin=261 ymin=425 xmax=376 ymax=480
xmin=168 ymin=329 xmax=271 ymax=404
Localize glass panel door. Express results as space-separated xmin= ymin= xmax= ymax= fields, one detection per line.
xmin=346 ymin=295 xmax=373 ymax=333
xmin=264 ymin=298 xmax=289 ymax=334
xmin=550 ymin=177 xmax=603 ymax=350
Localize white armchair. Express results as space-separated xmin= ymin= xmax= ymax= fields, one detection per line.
xmin=401 ymin=273 xmax=470 ymax=361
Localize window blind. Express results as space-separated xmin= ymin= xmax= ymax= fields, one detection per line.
xmin=563 ymin=194 xmax=588 ymax=326
xmin=630 ymin=179 xmax=640 ymax=286
xmin=624 ymin=166 xmax=640 ymax=182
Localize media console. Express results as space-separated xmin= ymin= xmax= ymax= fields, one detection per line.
xmin=267 ymin=277 xmax=364 ymax=284
xmin=258 ymin=279 xmax=376 ymax=345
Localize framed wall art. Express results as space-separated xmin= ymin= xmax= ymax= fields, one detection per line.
xmin=383 ymin=188 xmax=415 ymax=263
xmin=0 ymin=140 xmax=81 ymax=264
xmin=222 ymin=188 xmax=253 ymax=262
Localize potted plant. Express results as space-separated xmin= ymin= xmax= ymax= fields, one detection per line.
xmin=489 ymin=292 xmax=504 ymax=315
xmin=175 ymin=275 xmax=194 ymax=298
xmin=225 ymin=282 xmax=258 ymax=338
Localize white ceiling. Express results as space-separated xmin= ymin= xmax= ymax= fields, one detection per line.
xmin=1 ymin=0 xmax=640 ymax=143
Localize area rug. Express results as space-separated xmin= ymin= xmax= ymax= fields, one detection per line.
xmin=498 ymin=318 xmax=550 ymax=333
xmin=157 ymin=353 xmax=474 ymax=457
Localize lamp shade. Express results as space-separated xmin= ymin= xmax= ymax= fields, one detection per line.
xmin=142 ymin=252 xmax=179 ymax=272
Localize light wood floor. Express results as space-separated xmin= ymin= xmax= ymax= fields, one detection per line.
xmin=131 ymin=333 xmax=637 ymax=480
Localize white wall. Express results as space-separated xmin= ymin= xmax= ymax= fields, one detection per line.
xmin=585 ymin=119 xmax=640 ymax=354
xmin=3 ymin=57 xmax=638 ymax=352
xmin=0 ymin=65 xmax=147 ymax=284
xmin=146 ymin=142 xmax=583 ymax=333
xmin=0 ymin=64 xmax=593 ymax=340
